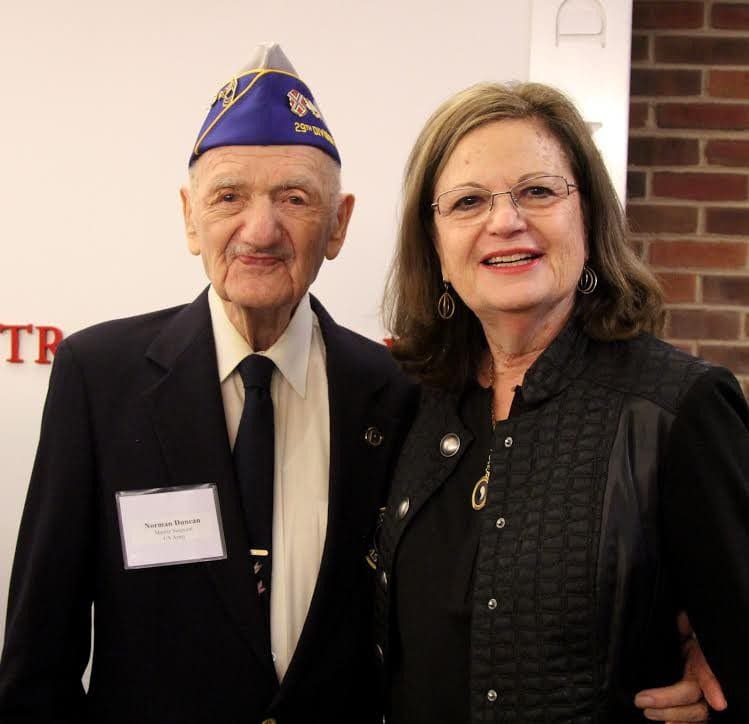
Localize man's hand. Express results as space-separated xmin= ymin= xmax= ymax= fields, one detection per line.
xmin=634 ymin=612 xmax=727 ymax=722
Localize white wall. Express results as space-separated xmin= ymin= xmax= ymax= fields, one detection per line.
xmin=530 ymin=0 xmax=633 ymax=202
xmin=0 ymin=0 xmax=630 ymax=652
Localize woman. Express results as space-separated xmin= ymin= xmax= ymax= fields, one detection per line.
xmin=376 ymin=82 xmax=749 ymax=722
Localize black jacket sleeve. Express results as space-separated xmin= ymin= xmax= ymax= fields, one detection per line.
xmin=0 ymin=341 xmax=95 ymax=722
xmin=661 ymin=366 xmax=749 ymax=722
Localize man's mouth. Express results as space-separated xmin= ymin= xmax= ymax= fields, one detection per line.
xmin=227 ymin=244 xmax=290 ymax=263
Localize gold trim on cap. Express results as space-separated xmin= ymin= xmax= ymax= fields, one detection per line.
xmin=193 ymin=68 xmax=303 ymax=159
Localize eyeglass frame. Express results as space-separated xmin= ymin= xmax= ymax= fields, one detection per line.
xmin=430 ymin=174 xmax=578 ymax=219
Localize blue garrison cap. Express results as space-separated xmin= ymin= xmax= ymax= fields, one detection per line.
xmin=190 ymin=42 xmax=340 ymax=166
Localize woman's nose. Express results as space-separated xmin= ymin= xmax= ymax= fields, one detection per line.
xmin=484 ymin=193 xmax=526 ymax=235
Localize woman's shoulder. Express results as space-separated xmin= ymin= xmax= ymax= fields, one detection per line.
xmin=400 ymin=381 xmax=488 ymax=447
xmin=417 ymin=382 xmax=458 ymax=405
xmin=583 ymin=333 xmax=717 ymax=413
xmin=414 ymin=380 xmax=488 ymax=416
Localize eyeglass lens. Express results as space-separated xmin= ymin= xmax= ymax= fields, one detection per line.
xmin=435 ymin=175 xmax=572 ymax=220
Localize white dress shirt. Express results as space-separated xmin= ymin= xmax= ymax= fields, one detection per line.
xmin=208 ymin=286 xmax=330 ymax=681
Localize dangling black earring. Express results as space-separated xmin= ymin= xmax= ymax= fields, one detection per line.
xmin=577 ymin=265 xmax=598 ymax=295
xmin=437 ymin=281 xmax=456 ymax=320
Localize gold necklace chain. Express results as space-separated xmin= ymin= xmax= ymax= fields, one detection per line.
xmin=471 ymin=357 xmax=494 ymax=511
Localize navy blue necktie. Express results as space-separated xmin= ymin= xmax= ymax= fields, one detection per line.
xmin=234 ymin=354 xmax=275 ymax=611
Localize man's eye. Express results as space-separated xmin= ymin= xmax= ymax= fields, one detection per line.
xmin=221 ymin=192 xmax=238 ymax=203
xmin=281 ymin=190 xmax=313 ymax=207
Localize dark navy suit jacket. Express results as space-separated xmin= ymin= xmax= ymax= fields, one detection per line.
xmin=0 ymin=289 xmax=416 ymax=723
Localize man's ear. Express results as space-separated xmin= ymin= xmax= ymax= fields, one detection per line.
xmin=180 ymin=186 xmax=200 ymax=256
xmin=325 ymin=193 xmax=355 ymax=260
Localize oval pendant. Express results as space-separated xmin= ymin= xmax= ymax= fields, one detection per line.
xmin=472 ymin=473 xmax=489 ymax=510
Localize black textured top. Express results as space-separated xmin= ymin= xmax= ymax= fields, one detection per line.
xmin=376 ymin=321 xmax=749 ymax=722
xmin=389 ymin=381 xmax=539 ymax=723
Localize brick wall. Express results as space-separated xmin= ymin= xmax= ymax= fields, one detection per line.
xmin=628 ymin=0 xmax=749 ymax=393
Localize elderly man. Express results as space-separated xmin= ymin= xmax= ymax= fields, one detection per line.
xmin=0 ymin=44 xmax=415 ymax=723
xmin=0 ymin=43 xmax=726 ymax=724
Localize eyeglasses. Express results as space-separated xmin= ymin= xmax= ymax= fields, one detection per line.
xmin=431 ymin=175 xmax=577 ymax=225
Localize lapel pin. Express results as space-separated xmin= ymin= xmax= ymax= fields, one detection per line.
xmin=364 ymin=426 xmax=383 ymax=447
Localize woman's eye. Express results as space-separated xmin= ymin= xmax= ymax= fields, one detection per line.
xmin=287 ymin=195 xmax=306 ymax=206
xmin=454 ymin=195 xmax=484 ymax=210
xmin=522 ymin=185 xmax=554 ymax=198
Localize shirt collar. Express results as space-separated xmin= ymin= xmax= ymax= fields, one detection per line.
xmin=520 ymin=315 xmax=589 ymax=404
xmin=208 ymin=286 xmax=313 ymax=398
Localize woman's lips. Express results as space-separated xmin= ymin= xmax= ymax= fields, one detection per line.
xmin=481 ymin=251 xmax=543 ymax=270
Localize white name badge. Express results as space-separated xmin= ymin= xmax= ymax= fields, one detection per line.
xmin=116 ymin=484 xmax=227 ymax=570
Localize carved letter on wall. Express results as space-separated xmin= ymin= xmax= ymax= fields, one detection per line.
xmin=556 ymin=0 xmax=607 ymax=47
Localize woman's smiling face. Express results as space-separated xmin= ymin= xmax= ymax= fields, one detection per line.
xmin=432 ymin=118 xmax=587 ymax=328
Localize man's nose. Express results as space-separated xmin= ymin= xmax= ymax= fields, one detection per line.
xmin=238 ymin=197 xmax=281 ymax=245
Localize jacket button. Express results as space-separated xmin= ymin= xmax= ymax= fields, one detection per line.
xmin=396 ymin=498 xmax=410 ymax=520
xmin=364 ymin=426 xmax=383 ymax=447
xmin=487 ymin=689 xmax=498 ymax=703
xmin=379 ymin=569 xmax=388 ymax=590
xmin=496 ymin=517 xmax=506 ymax=529
xmin=376 ymin=643 xmax=385 ymax=663
xmin=440 ymin=433 xmax=461 ymax=457
xmin=262 ymin=719 xmax=277 ymax=724
xmin=488 ymin=598 xmax=497 ymax=610
xmin=504 ymin=436 xmax=513 ymax=448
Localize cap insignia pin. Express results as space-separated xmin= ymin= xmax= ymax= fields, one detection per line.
xmin=304 ymin=97 xmax=322 ymax=119
xmin=217 ymin=77 xmax=238 ymax=107
xmin=287 ymin=89 xmax=309 ymax=117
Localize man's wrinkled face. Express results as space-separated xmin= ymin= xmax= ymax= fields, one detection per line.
xmin=181 ymin=145 xmax=350 ymax=323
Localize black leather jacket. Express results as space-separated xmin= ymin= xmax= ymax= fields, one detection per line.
xmin=375 ymin=322 xmax=749 ymax=723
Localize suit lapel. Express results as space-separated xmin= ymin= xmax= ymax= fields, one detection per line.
xmin=143 ymin=289 xmax=275 ymax=677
